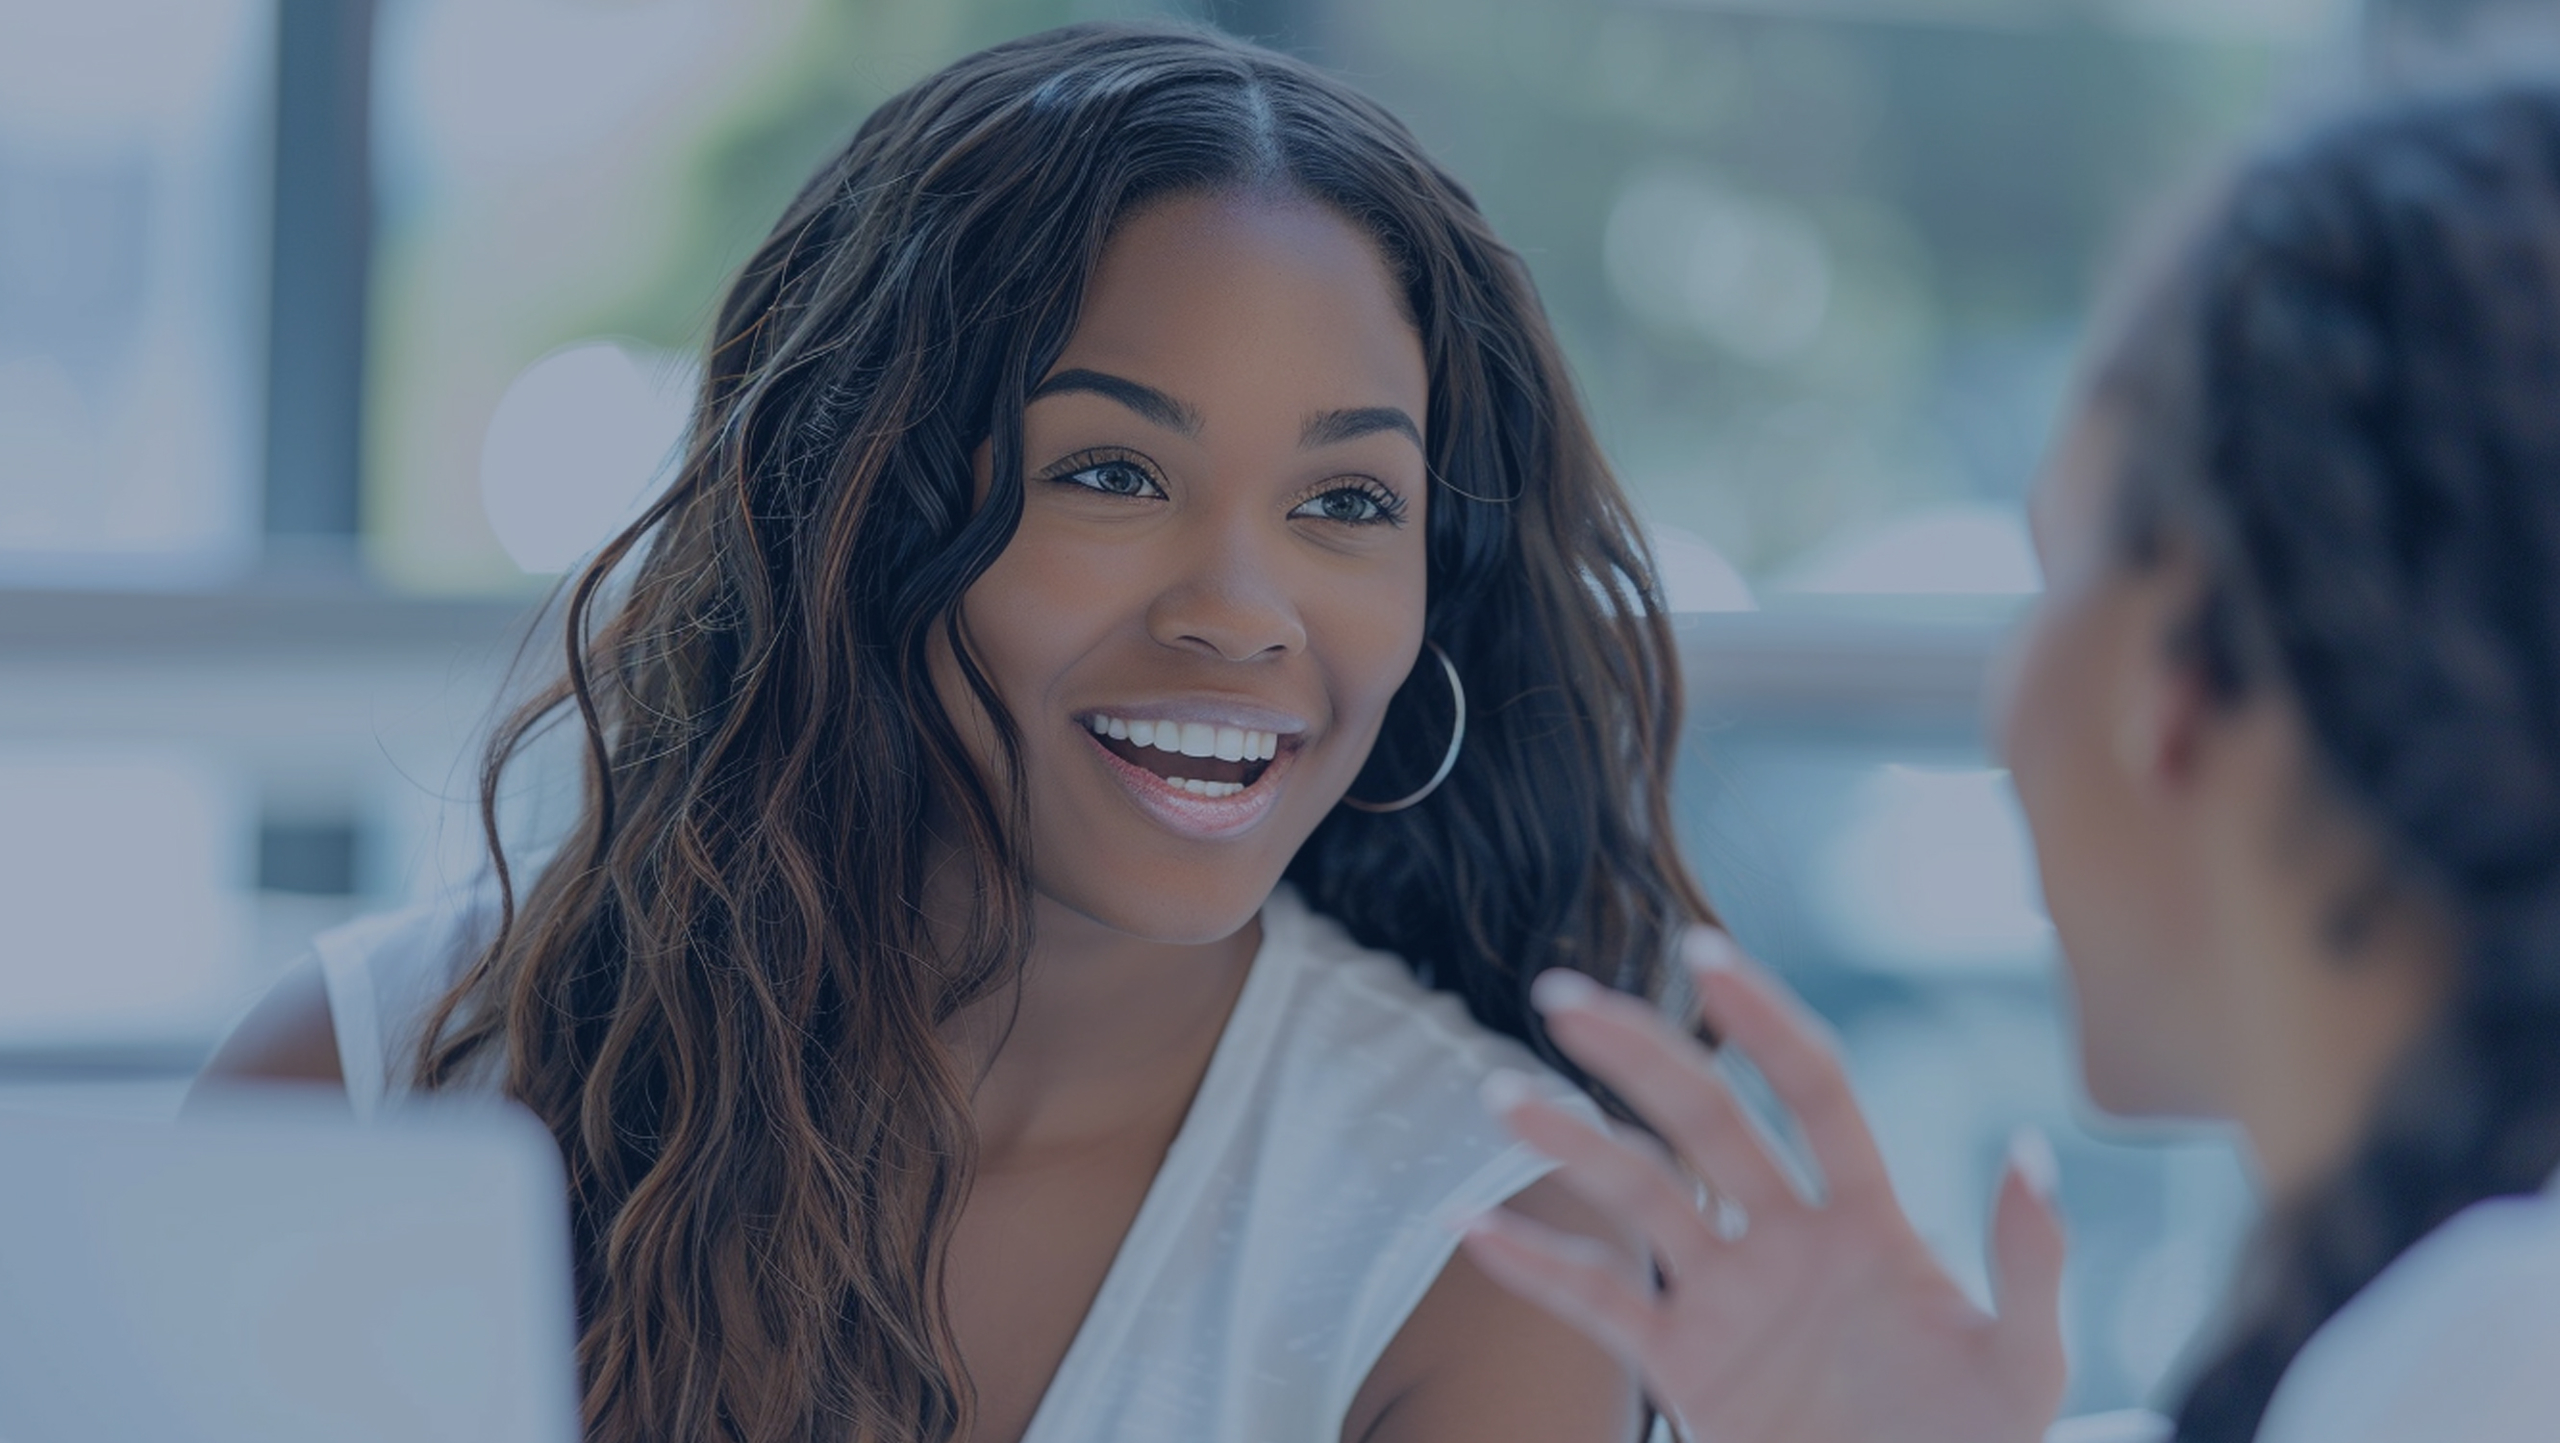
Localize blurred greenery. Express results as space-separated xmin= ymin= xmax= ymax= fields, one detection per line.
xmin=589 ymin=0 xmax=1121 ymax=350
xmin=1337 ymin=1 xmax=2283 ymax=571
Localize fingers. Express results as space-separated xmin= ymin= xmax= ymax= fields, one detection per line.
xmin=1484 ymin=1073 xmax=1723 ymax=1279
xmin=1526 ymin=967 xmax=1798 ymax=1215
xmin=1988 ymin=1128 xmax=2068 ymax=1397
xmin=1685 ymin=937 xmax=1894 ymax=1204
xmin=1456 ymin=1205 xmax=1659 ymax=1365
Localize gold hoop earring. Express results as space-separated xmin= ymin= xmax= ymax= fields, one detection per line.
xmin=1342 ymin=641 xmax=1466 ymax=814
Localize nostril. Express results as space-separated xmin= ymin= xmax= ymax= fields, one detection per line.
xmin=1174 ymin=631 xmax=1291 ymax=663
xmin=1153 ymin=592 xmax=1307 ymax=662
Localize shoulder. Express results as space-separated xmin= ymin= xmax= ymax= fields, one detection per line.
xmin=1353 ymin=1172 xmax=1643 ymax=1443
xmin=193 ymin=881 xmax=506 ymax=1116
xmin=192 ymin=954 xmax=343 ymax=1099
xmin=1248 ymin=889 xmax=1635 ymax=1438
xmin=2258 ymin=1179 xmax=2560 ymax=1443
xmin=1259 ymin=886 xmax=1593 ymax=1136
xmin=1256 ymin=890 xmax=1605 ymax=1213
xmin=309 ymin=880 xmax=510 ymax=1117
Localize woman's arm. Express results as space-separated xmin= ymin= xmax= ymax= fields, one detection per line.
xmin=1460 ymin=934 xmax=2069 ymax=1443
xmin=1348 ymin=1174 xmax=1646 ymax=1443
xmin=185 ymin=955 xmax=347 ymax=1111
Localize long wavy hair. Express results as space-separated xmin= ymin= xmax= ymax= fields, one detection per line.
xmin=2091 ymin=84 xmax=2560 ymax=1439
xmin=415 ymin=22 xmax=1706 ymax=1443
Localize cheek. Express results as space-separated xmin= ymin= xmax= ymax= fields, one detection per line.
xmin=2002 ymin=610 xmax=2119 ymax=1023
xmin=2001 ymin=585 xmax=2147 ymax=911
xmin=938 ymin=526 xmax=1132 ymax=767
xmin=1313 ymin=557 xmax=1429 ymax=752
xmin=961 ymin=549 xmax=1081 ymax=687
xmin=2002 ymin=599 xmax=2212 ymax=1117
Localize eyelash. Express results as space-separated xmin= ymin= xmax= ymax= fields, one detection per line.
xmin=1039 ymin=449 xmax=1408 ymax=528
xmin=1043 ymin=448 xmax=1166 ymax=500
xmin=1289 ymin=477 xmax=1408 ymax=528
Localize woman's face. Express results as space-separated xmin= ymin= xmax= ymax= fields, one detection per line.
xmin=947 ymin=191 xmax=1431 ymax=945
xmin=1993 ymin=401 xmax=2227 ymax=1119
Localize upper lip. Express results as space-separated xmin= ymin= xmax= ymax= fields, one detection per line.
xmin=1072 ymin=697 xmax=1312 ymax=736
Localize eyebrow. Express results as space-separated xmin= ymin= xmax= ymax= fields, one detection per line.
xmin=1027 ymin=367 xmax=1423 ymax=453
xmin=1029 ymin=368 xmax=1201 ymax=436
xmin=1301 ymin=405 xmax=1423 ymax=453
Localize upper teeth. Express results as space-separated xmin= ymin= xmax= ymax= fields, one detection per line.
xmin=1085 ymin=714 xmax=1282 ymax=762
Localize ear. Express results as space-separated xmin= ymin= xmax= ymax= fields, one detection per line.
xmin=2118 ymin=656 xmax=2214 ymax=791
xmin=2113 ymin=568 xmax=2218 ymax=795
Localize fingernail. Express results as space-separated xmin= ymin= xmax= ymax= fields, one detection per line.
xmin=2008 ymin=1125 xmax=2060 ymax=1203
xmin=1683 ymin=927 xmax=1741 ymax=973
xmin=1529 ymin=968 xmax=1599 ymax=1013
xmin=1480 ymin=1067 xmax=1538 ymax=1116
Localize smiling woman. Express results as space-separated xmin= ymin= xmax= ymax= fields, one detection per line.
xmin=194 ymin=20 xmax=1705 ymax=1443
xmin=943 ymin=193 xmax=1438 ymax=941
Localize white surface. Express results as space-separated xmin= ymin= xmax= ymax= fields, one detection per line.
xmin=0 ymin=1095 xmax=581 ymax=1443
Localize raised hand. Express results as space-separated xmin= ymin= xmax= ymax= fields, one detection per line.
xmin=1460 ymin=932 xmax=2069 ymax=1443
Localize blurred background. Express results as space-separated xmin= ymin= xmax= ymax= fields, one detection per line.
xmin=2 ymin=0 xmax=2552 ymax=1416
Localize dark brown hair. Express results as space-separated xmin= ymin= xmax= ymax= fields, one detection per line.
xmin=2095 ymin=83 xmax=2560 ymax=1440
xmin=417 ymin=21 xmax=1706 ymax=1442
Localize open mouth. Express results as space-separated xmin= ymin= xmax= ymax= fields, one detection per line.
xmin=1079 ymin=714 xmax=1287 ymax=798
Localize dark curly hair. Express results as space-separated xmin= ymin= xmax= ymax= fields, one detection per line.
xmin=412 ymin=21 xmax=1704 ymax=1443
xmin=2095 ymin=83 xmax=2560 ymax=1440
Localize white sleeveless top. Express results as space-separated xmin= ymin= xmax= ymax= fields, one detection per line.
xmin=313 ymin=882 xmax=1591 ymax=1443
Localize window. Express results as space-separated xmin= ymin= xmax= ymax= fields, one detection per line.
xmin=0 ymin=0 xmax=272 ymax=584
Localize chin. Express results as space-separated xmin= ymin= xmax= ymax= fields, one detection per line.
xmin=2076 ymin=1046 xmax=2176 ymax=1122
xmin=1038 ymin=861 xmax=1279 ymax=947
xmin=1027 ymin=761 xmax=1336 ymax=948
xmin=2062 ymin=953 xmax=2216 ymax=1123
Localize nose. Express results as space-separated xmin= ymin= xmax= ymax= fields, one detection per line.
xmin=1145 ymin=521 xmax=1306 ymax=663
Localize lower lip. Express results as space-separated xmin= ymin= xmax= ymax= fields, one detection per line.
xmin=1086 ymin=732 xmax=1297 ymax=840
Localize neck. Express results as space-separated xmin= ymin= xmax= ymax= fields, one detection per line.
xmin=2211 ymin=856 xmax=2452 ymax=1204
xmin=940 ymin=888 xmax=1260 ymax=1166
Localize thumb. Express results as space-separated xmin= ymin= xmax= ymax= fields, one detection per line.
xmin=1988 ymin=1126 xmax=2067 ymax=1395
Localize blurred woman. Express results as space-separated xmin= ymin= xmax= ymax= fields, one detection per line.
xmin=1468 ymin=82 xmax=2560 ymax=1443
xmin=197 ymin=22 xmax=1706 ymax=1443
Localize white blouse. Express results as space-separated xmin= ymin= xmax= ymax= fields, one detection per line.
xmin=313 ymin=881 xmax=1594 ymax=1443
xmin=2252 ymin=1168 xmax=2560 ymax=1441
xmin=2050 ymin=1171 xmax=2560 ymax=1443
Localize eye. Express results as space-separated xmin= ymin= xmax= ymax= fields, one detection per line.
xmin=1052 ymin=455 xmax=1166 ymax=500
xmin=1290 ymin=480 xmax=1406 ymax=527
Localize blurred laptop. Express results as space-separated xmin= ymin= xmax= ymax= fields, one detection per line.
xmin=0 ymin=1094 xmax=581 ymax=1443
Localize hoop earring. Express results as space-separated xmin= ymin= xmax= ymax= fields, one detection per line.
xmin=1342 ymin=641 xmax=1466 ymax=814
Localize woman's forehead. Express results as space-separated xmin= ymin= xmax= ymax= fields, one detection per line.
xmin=1051 ymin=192 xmax=1428 ymax=430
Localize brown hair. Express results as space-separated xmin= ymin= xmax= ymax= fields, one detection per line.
xmin=420 ymin=22 xmax=1707 ymax=1442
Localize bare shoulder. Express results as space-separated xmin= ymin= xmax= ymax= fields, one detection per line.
xmin=187 ymin=955 xmax=345 ymax=1110
xmin=1345 ymin=1174 xmax=1644 ymax=1443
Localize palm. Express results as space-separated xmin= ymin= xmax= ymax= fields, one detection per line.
xmin=1464 ymin=947 xmax=2066 ymax=1443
